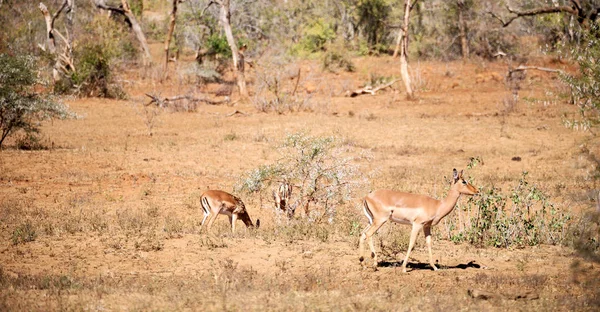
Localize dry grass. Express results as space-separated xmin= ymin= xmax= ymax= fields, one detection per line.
xmin=0 ymin=53 xmax=599 ymax=310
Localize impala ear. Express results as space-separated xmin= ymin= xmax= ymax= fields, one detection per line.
xmin=452 ymin=168 xmax=459 ymax=182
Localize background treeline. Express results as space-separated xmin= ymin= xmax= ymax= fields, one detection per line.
xmin=0 ymin=0 xmax=594 ymax=80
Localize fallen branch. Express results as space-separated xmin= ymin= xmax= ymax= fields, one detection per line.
xmin=509 ymin=65 xmax=565 ymax=75
xmin=145 ymin=93 xmax=230 ymax=107
xmin=348 ymin=79 xmax=400 ymax=97
xmin=227 ymin=110 xmax=248 ymax=117
xmin=468 ymin=289 xmax=539 ymax=301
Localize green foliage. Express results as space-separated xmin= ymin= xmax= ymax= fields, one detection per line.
xmin=0 ymin=53 xmax=74 ymax=149
xmin=446 ymin=172 xmax=571 ymax=248
xmin=236 ymin=133 xmax=370 ymax=223
xmin=129 ymin=0 xmax=144 ymax=18
xmin=293 ymin=19 xmax=336 ymax=55
xmin=206 ymin=34 xmax=232 ymax=59
xmin=357 ymin=0 xmax=391 ymax=50
xmin=560 ymin=21 xmax=600 ymax=131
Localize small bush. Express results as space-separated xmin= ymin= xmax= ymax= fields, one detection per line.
xmin=12 ymin=221 xmax=37 ymax=245
xmin=322 ymin=48 xmax=355 ymax=73
xmin=251 ymin=58 xmax=314 ymax=114
xmin=236 ymin=132 xmax=371 ymax=223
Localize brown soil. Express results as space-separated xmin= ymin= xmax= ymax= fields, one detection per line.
xmin=1 ymin=53 xmax=599 ymax=311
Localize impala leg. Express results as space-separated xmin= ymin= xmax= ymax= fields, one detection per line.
xmin=402 ymin=223 xmax=423 ymax=273
xmin=424 ymin=225 xmax=438 ymax=271
xmin=200 ymin=212 xmax=209 ymax=230
xmin=359 ymin=224 xmax=372 ymax=264
xmin=230 ymin=214 xmax=238 ymax=233
xmin=205 ymin=212 xmax=219 ymax=233
xmin=364 ymin=221 xmax=386 ymax=269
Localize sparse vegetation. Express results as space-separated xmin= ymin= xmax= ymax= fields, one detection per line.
xmin=1 ymin=1 xmax=599 ymax=311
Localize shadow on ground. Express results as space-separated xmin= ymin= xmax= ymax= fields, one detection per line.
xmin=378 ymin=260 xmax=481 ymax=271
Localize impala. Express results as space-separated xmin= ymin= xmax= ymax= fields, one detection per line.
xmin=359 ymin=169 xmax=478 ymax=272
xmin=273 ymin=182 xmax=293 ymax=217
xmin=200 ymin=190 xmax=259 ymax=233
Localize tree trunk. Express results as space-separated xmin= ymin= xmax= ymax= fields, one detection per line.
xmin=457 ymin=0 xmax=469 ymax=59
xmin=164 ymin=0 xmax=178 ymax=75
xmin=392 ymin=27 xmax=402 ymax=58
xmin=218 ymin=0 xmax=248 ymax=97
xmin=399 ymin=0 xmax=414 ymax=100
xmin=120 ymin=0 xmax=152 ymax=65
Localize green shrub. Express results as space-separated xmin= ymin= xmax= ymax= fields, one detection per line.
xmin=293 ymin=19 xmax=335 ymax=55
xmin=206 ymin=34 xmax=232 ymax=59
xmin=0 ymin=53 xmax=74 ymax=149
xmin=560 ymin=21 xmax=600 ymax=131
xmin=445 ymin=172 xmax=571 ymax=248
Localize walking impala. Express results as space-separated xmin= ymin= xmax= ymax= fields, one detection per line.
xmin=359 ymin=169 xmax=478 ymax=272
xmin=200 ymin=190 xmax=259 ymax=233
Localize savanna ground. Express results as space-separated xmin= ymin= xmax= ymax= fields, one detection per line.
xmin=2 ymin=49 xmax=600 ymax=311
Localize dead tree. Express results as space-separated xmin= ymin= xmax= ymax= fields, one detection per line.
xmin=489 ymin=0 xmax=600 ymax=28
xmin=399 ymin=0 xmax=414 ymax=100
xmin=212 ymin=0 xmax=248 ymax=98
xmin=92 ymin=0 xmax=152 ymax=65
xmin=39 ymin=0 xmax=75 ymax=82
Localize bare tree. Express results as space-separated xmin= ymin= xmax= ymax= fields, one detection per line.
xmin=92 ymin=0 xmax=152 ymax=65
xmin=39 ymin=0 xmax=75 ymax=82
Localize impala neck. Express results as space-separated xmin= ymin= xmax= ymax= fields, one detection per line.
xmin=436 ymin=187 xmax=462 ymax=222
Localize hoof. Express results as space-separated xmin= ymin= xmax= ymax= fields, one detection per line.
xmin=359 ymin=256 xmax=364 ymax=263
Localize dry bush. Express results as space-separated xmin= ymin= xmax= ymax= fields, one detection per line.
xmin=236 ymin=133 xmax=372 ymax=224
xmin=251 ymin=55 xmax=315 ymax=114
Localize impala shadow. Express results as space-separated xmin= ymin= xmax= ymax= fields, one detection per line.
xmin=378 ymin=260 xmax=481 ymax=271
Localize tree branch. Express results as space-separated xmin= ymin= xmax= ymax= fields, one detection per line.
xmin=490 ymin=4 xmax=580 ymax=27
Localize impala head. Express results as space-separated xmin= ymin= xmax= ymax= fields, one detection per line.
xmin=238 ymin=208 xmax=260 ymax=229
xmin=452 ymin=168 xmax=479 ymax=195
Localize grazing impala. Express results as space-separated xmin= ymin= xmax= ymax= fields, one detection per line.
xmin=273 ymin=182 xmax=293 ymax=218
xmin=200 ymin=190 xmax=259 ymax=233
xmin=359 ymin=169 xmax=478 ymax=272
